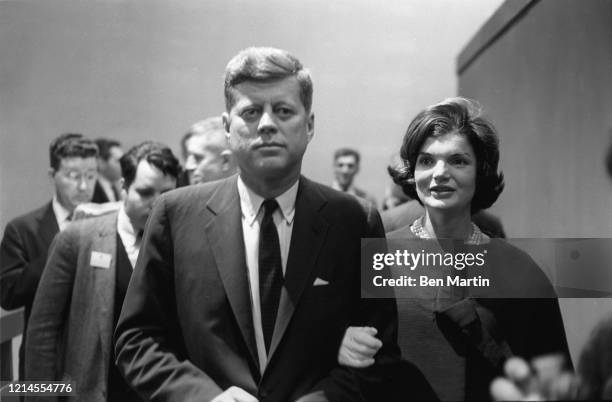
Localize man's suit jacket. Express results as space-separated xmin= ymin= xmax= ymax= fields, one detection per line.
xmin=0 ymin=202 xmax=59 ymax=378
xmin=25 ymin=212 xmax=137 ymax=402
xmin=114 ymin=175 xmax=399 ymax=402
xmin=381 ymin=200 xmax=506 ymax=238
xmin=352 ymin=187 xmax=377 ymax=209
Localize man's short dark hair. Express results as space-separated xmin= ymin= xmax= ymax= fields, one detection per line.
xmin=49 ymin=133 xmax=99 ymax=171
xmin=120 ymin=141 xmax=181 ymax=188
xmin=334 ymin=148 xmax=361 ymax=164
xmin=95 ymin=138 xmax=122 ymax=161
xmin=224 ymin=47 xmax=313 ymax=113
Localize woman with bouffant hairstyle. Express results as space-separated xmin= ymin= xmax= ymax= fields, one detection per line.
xmin=389 ymin=97 xmax=504 ymax=214
xmin=337 ymin=98 xmax=570 ymax=401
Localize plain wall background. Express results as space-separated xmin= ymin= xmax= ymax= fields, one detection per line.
xmin=0 ymin=0 xmax=503 ymax=227
xmin=458 ymin=0 xmax=612 ymax=364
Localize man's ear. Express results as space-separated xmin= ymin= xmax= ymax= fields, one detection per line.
xmin=222 ymin=113 xmax=231 ymax=141
xmin=48 ymin=168 xmax=56 ymax=179
xmin=220 ymin=149 xmax=233 ymax=172
xmin=118 ymin=177 xmax=127 ymax=193
xmin=306 ymin=112 xmax=314 ymax=143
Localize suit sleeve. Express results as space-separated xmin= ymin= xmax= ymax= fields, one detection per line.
xmin=357 ymin=203 xmax=401 ymax=400
xmin=114 ymin=196 xmax=224 ymax=402
xmin=24 ymin=228 xmax=77 ymax=385
xmin=0 ymin=221 xmax=47 ymax=310
xmin=312 ymin=202 xmax=401 ymax=402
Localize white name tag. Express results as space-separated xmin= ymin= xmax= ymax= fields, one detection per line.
xmin=90 ymin=251 xmax=112 ymax=269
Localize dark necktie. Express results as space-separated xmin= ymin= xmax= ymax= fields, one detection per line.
xmin=259 ymin=199 xmax=283 ymax=353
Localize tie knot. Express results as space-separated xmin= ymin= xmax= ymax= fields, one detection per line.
xmin=262 ymin=199 xmax=279 ymax=216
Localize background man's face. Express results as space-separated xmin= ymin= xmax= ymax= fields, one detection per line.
xmin=334 ymin=154 xmax=359 ymax=189
xmin=99 ymin=145 xmax=124 ymax=182
xmin=52 ymin=157 xmax=98 ymax=212
xmin=223 ymin=77 xmax=314 ymax=182
xmin=123 ymin=160 xmax=176 ymax=231
xmin=184 ymin=135 xmax=227 ymax=185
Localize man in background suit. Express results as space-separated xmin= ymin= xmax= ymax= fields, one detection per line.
xmin=114 ymin=47 xmax=399 ymax=402
xmin=25 ymin=142 xmax=180 ymax=401
xmin=331 ymin=148 xmax=377 ymax=207
xmin=92 ymin=138 xmax=124 ymax=203
xmin=0 ymin=133 xmax=98 ymax=379
xmin=183 ymin=116 xmax=238 ymax=185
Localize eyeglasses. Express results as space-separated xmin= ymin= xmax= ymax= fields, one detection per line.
xmin=57 ymin=169 xmax=98 ymax=183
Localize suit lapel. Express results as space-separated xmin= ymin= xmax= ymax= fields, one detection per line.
xmin=204 ymin=177 xmax=259 ymax=372
xmin=267 ymin=177 xmax=330 ymax=361
xmin=92 ymin=213 xmax=118 ymax=374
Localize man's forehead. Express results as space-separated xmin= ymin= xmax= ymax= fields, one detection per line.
xmin=132 ymin=160 xmax=176 ymax=187
xmin=59 ymin=156 xmax=97 ymax=169
xmin=135 ymin=159 xmax=163 ymax=177
xmin=187 ymin=133 xmax=226 ymax=153
xmin=109 ymin=146 xmax=124 ymax=157
xmin=336 ymin=155 xmax=358 ymax=164
xmin=231 ymin=77 xmax=302 ymax=105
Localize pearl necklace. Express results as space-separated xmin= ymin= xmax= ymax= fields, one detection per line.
xmin=410 ymin=216 xmax=487 ymax=245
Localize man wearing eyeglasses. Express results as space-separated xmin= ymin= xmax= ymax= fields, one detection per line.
xmin=0 ymin=132 xmax=98 ymax=379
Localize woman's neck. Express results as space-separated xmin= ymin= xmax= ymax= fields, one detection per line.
xmin=423 ymin=208 xmax=472 ymax=239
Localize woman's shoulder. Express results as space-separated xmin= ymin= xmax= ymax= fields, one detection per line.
xmin=484 ymin=239 xmax=557 ymax=297
xmin=486 ymin=239 xmax=535 ymax=260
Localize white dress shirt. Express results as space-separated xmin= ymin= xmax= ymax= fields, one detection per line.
xmin=237 ymin=176 xmax=298 ymax=372
xmin=116 ymin=205 xmax=141 ymax=269
xmin=52 ymin=195 xmax=72 ymax=231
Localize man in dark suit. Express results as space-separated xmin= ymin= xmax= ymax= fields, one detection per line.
xmin=382 ymin=199 xmax=506 ymax=238
xmin=0 ymin=133 xmax=98 ymax=379
xmin=331 ymin=148 xmax=377 ymax=207
xmin=114 ymin=47 xmax=398 ymax=402
xmin=25 ymin=142 xmax=180 ymax=402
xmin=92 ymin=138 xmax=124 ymax=203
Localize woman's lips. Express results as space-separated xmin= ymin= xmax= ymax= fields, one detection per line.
xmin=429 ymin=186 xmax=455 ymax=198
xmin=430 ymin=185 xmax=454 ymax=192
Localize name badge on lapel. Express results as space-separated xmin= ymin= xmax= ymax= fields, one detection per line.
xmin=90 ymin=251 xmax=112 ymax=269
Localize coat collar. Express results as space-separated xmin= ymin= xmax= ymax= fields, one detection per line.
xmin=90 ymin=212 xmax=119 ymax=375
xmin=204 ymin=176 xmax=260 ymax=373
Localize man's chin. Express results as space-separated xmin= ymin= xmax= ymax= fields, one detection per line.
xmin=254 ymin=158 xmax=289 ymax=173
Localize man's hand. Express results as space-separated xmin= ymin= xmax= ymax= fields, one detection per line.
xmin=490 ymin=355 xmax=580 ymax=401
xmin=337 ymin=326 xmax=382 ymax=368
xmin=211 ymin=386 xmax=258 ymax=402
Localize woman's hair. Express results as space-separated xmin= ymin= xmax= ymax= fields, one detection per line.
xmin=389 ymin=97 xmax=504 ymax=213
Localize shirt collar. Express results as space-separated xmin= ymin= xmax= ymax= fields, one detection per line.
xmin=116 ymin=205 xmax=139 ymax=246
xmin=52 ymin=194 xmax=72 ymax=224
xmin=237 ymin=176 xmax=299 ymax=226
xmin=331 ymin=180 xmax=355 ymax=195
